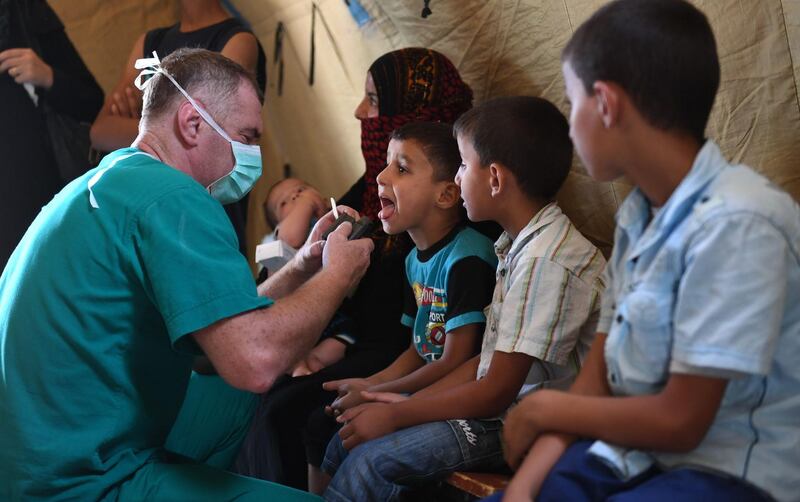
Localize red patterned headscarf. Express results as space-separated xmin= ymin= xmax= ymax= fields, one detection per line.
xmin=359 ymin=48 xmax=473 ymax=220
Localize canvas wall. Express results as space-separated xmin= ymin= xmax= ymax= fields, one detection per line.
xmin=50 ymin=0 xmax=800 ymax=267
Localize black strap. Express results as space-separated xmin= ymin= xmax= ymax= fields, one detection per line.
xmin=421 ymin=0 xmax=432 ymax=18
xmin=309 ymin=3 xmax=317 ymax=86
xmin=274 ymin=21 xmax=285 ymax=96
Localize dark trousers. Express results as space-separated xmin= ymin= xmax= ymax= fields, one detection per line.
xmin=233 ymin=348 xmax=399 ymax=490
xmin=485 ymin=440 xmax=773 ymax=502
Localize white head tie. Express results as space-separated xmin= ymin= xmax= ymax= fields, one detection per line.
xmin=134 ymin=51 xmax=164 ymax=90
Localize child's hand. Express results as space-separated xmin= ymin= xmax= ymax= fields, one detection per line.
xmin=336 ymin=402 xmax=396 ymax=450
xmin=323 ymin=378 xmax=372 ymax=415
xmin=360 ymin=391 xmax=408 ymax=404
xmin=502 ymin=391 xmax=551 ymax=469
xmin=291 ymin=338 xmax=347 ymax=377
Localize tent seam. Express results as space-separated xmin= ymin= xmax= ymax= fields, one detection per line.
xmin=777 ymin=0 xmax=800 ymax=120
xmin=563 ymin=0 xmax=573 ymax=31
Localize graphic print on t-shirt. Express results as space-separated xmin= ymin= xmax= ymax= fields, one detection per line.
xmin=412 ymin=282 xmax=447 ymax=362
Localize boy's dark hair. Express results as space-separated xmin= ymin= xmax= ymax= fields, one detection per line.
xmin=562 ymin=0 xmax=719 ymax=143
xmin=390 ymin=122 xmax=462 ymax=182
xmin=453 ymin=96 xmax=573 ymax=200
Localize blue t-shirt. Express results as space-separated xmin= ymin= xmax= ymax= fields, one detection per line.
xmin=0 ymin=148 xmax=271 ymax=500
xmin=402 ymin=226 xmax=497 ymax=362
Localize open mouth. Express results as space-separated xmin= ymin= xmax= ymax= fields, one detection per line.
xmin=378 ymin=196 xmax=396 ymax=220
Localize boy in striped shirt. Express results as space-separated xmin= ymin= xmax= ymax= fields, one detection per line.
xmin=319 ymin=96 xmax=605 ymax=501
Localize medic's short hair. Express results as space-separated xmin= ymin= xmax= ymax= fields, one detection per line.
xmin=141 ymin=48 xmax=262 ymax=123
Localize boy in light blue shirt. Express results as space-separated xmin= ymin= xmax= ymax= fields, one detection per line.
xmin=498 ymin=1 xmax=800 ymax=501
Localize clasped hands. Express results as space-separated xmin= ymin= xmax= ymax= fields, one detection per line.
xmin=323 ymin=378 xmax=409 ymax=450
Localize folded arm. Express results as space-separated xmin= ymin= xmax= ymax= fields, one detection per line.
xmin=90 ymin=34 xmax=145 ymax=151
xmin=504 ymin=334 xmax=728 ymax=497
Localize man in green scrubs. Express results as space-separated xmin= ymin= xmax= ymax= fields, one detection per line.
xmin=0 ymin=49 xmax=372 ymax=501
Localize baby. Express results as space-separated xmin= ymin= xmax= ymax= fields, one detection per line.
xmin=261 ymin=177 xmax=352 ymax=377
xmin=262 ymin=177 xmax=329 ymax=249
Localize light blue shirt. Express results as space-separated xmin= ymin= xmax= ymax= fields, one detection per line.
xmin=597 ymin=141 xmax=800 ymax=501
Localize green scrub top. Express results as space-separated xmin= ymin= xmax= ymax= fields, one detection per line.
xmin=0 ymin=148 xmax=271 ymax=500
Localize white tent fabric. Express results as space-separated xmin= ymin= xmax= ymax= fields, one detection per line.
xmin=51 ymin=0 xmax=800 ymax=264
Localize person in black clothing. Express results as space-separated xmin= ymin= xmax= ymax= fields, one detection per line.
xmin=0 ymin=0 xmax=103 ymax=269
xmin=90 ymin=0 xmax=265 ymax=258
xmin=234 ymin=48 xmax=480 ymax=493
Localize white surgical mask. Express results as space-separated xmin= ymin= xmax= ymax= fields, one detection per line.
xmin=134 ymin=51 xmax=262 ymax=204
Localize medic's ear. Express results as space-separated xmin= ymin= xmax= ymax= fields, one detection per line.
xmin=176 ymin=100 xmax=203 ymax=146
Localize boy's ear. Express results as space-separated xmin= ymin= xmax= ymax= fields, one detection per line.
xmin=592 ymin=81 xmax=621 ymax=129
xmin=436 ymin=181 xmax=461 ymax=209
xmin=489 ymin=163 xmax=504 ymax=197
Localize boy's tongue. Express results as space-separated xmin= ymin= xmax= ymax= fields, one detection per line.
xmin=378 ymin=198 xmax=395 ymax=220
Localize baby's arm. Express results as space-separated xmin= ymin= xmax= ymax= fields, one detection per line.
xmin=276 ymin=193 xmax=320 ymax=249
xmin=291 ymin=338 xmax=347 ymax=377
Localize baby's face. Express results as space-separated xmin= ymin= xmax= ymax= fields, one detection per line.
xmin=268 ymin=178 xmax=323 ymax=223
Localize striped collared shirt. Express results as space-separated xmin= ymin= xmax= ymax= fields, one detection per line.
xmin=476 ymin=202 xmax=606 ymax=397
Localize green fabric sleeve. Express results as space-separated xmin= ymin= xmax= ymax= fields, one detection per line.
xmin=132 ymin=185 xmax=271 ymax=352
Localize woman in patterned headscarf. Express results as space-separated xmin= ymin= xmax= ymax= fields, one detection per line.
xmin=235 ymin=48 xmax=474 ymax=492
xmin=342 ymin=47 xmax=473 ymax=221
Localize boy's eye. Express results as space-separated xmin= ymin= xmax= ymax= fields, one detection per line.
xmin=397 ymin=164 xmax=408 ymax=174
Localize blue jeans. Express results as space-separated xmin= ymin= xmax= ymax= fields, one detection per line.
xmin=532 ymin=440 xmax=773 ymax=502
xmin=322 ymin=419 xmax=507 ymax=501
